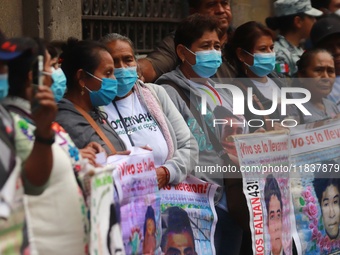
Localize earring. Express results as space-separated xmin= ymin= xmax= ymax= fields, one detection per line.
xmin=81 ymin=86 xmax=85 ymax=96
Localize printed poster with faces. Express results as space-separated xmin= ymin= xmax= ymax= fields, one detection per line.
xmin=233 ymin=131 xmax=292 ymax=255
xmin=290 ymin=119 xmax=340 ymax=255
xmin=159 ymin=175 xmax=218 ymax=255
xmin=110 ymin=147 xmax=161 ymax=255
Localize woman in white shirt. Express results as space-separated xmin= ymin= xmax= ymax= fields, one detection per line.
xmin=100 ymin=33 xmax=198 ymax=188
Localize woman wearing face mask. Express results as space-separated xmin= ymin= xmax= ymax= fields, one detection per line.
xmin=156 ymin=13 xmax=247 ymax=255
xmin=56 ymin=37 xmax=197 ymax=190
xmin=2 ymin=37 xmax=97 ymax=254
xmin=228 ymin=21 xmax=300 ymax=132
xmin=47 ymin=62 xmax=67 ymax=102
xmin=295 ymin=48 xmax=339 ymax=123
xmin=56 ymin=38 xmax=124 ymax=153
xmin=99 ymin=33 xmax=198 ymax=190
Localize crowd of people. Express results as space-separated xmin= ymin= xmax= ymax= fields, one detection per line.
xmin=1 ymin=0 xmax=340 ymax=254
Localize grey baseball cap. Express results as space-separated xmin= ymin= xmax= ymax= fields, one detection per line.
xmin=273 ymin=0 xmax=323 ymax=17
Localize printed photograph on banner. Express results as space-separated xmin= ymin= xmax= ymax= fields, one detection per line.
xmin=160 ymin=175 xmax=218 ymax=255
xmin=263 ymin=174 xmax=290 ymax=255
xmin=234 ymin=132 xmax=292 ymax=255
xmin=161 ymin=206 xmax=197 ymax=255
xmin=291 ymin=171 xmax=340 ymax=254
xmin=90 ymin=168 xmax=125 ymax=255
xmin=290 ymin=119 xmax=340 ymax=254
xmin=111 ymin=149 xmax=162 ymax=255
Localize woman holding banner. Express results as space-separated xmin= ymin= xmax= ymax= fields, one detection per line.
xmin=296 ymin=48 xmax=339 ymax=123
xmin=155 ymin=14 xmax=247 ymax=255
xmin=56 ymin=37 xmax=197 ymax=189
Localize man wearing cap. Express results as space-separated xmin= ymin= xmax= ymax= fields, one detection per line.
xmin=266 ymin=0 xmax=322 ymax=77
xmin=311 ymin=14 xmax=340 ymax=108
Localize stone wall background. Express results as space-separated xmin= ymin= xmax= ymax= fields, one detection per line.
xmin=0 ymin=0 xmax=273 ymax=41
xmin=0 ymin=0 xmax=82 ymax=40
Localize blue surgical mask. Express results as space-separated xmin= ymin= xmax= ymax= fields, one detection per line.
xmin=50 ymin=68 xmax=67 ymax=102
xmin=0 ymin=73 xmax=9 ymax=100
xmin=186 ymin=48 xmax=222 ymax=78
xmin=85 ymin=71 xmax=118 ymax=107
xmin=243 ymin=50 xmax=276 ymax=77
xmin=114 ymin=66 xmax=138 ymax=97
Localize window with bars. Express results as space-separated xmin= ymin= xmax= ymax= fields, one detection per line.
xmin=82 ymin=0 xmax=188 ymax=55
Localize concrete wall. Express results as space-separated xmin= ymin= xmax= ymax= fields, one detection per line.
xmin=231 ymin=0 xmax=273 ymax=28
xmin=0 ymin=0 xmax=23 ymax=37
xmin=43 ymin=0 xmax=82 ymax=41
xmin=0 ymin=0 xmax=273 ymax=40
xmin=0 ymin=0 xmax=81 ymax=40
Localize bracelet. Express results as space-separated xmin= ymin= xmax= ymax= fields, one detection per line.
xmin=161 ymin=166 xmax=170 ymax=184
xmin=34 ymin=130 xmax=55 ymax=145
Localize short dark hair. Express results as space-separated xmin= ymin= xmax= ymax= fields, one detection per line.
xmin=47 ymin=44 xmax=58 ymax=59
xmin=161 ymin=207 xmax=195 ymax=251
xmin=313 ymin=161 xmax=340 ymax=206
xmin=174 ymin=13 xmax=221 ymax=50
xmin=314 ymin=178 xmax=340 ymax=206
xmin=143 ymin=206 xmax=156 ymax=236
xmin=264 ymin=174 xmax=283 ymax=217
xmin=60 ymin=37 xmax=109 ymax=91
xmin=297 ymin=48 xmax=333 ymax=75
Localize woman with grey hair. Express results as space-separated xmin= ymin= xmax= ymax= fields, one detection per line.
xmin=100 ymin=33 xmax=198 ymax=189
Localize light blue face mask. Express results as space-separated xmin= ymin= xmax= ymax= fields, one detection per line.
xmin=48 ymin=68 xmax=67 ymax=102
xmin=114 ymin=66 xmax=138 ymax=97
xmin=0 ymin=73 xmax=9 ymax=100
xmin=243 ymin=50 xmax=276 ymax=77
xmin=85 ymin=71 xmax=118 ymax=107
xmin=186 ymin=48 xmax=222 ymax=78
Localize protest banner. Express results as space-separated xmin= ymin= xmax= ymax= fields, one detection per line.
xmin=90 ymin=165 xmax=125 ymax=255
xmin=110 ymin=148 xmax=161 ymax=255
xmin=160 ymin=175 xmax=218 ymax=255
xmin=233 ymin=131 xmax=292 ymax=255
xmin=290 ymin=119 xmax=340 ymax=255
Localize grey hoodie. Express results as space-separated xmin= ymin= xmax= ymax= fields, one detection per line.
xmin=156 ymin=67 xmax=236 ymax=203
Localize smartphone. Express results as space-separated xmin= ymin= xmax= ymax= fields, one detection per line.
xmin=31 ymin=55 xmax=44 ymax=113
